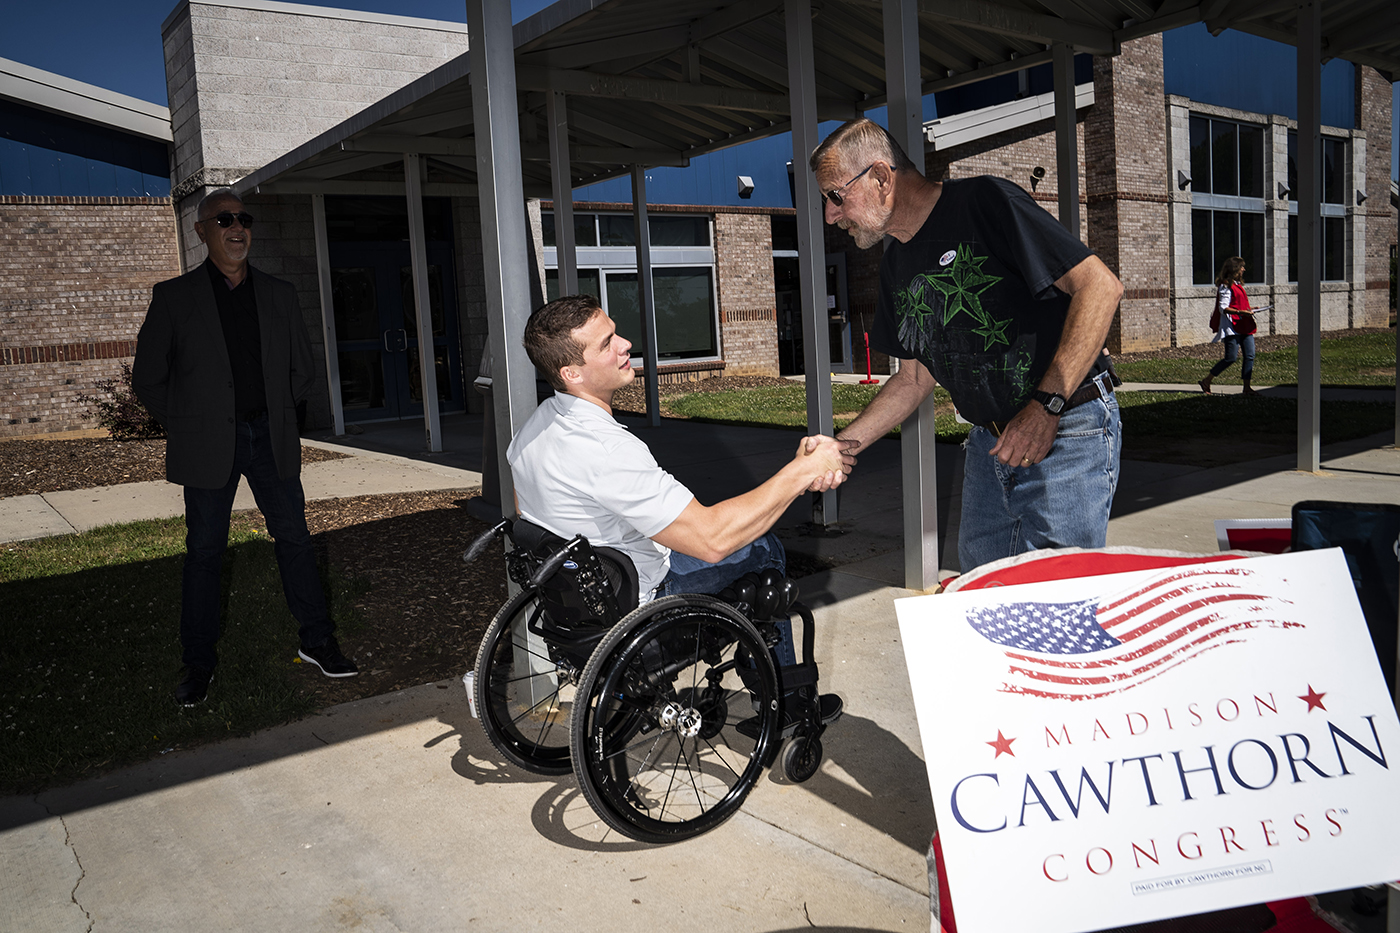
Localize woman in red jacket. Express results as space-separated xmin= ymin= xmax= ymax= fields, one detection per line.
xmin=1199 ymin=256 xmax=1258 ymax=396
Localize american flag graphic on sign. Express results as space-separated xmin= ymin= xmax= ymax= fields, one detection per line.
xmin=965 ymin=566 xmax=1303 ymax=700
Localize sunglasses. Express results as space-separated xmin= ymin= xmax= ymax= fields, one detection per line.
xmin=203 ymin=211 xmax=255 ymax=229
xmin=822 ymin=163 xmax=875 ymax=207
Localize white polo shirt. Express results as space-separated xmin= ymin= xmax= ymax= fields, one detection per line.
xmin=506 ymin=392 xmax=695 ymax=597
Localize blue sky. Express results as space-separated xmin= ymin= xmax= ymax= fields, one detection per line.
xmin=4 ymin=1 xmax=1396 ymax=182
xmin=1 ymin=1 xmax=554 ymax=105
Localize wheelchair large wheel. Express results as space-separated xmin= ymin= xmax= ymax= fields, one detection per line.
xmin=474 ymin=589 xmax=577 ymax=775
xmin=569 ymin=595 xmax=780 ymax=843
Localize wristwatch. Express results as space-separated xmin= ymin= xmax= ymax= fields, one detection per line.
xmin=1031 ymin=390 xmax=1066 ymax=415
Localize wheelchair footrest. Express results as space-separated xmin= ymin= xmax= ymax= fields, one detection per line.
xmin=735 ymin=692 xmax=843 ymax=741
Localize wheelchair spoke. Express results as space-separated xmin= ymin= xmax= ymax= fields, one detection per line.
xmin=474 ymin=590 xmax=576 ymax=775
xmin=572 ymin=596 xmax=780 ymax=842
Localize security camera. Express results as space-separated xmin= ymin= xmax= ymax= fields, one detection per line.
xmin=1029 ymin=166 xmax=1046 ymax=192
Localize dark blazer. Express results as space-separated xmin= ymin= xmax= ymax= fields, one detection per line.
xmin=133 ymin=262 xmax=318 ymax=489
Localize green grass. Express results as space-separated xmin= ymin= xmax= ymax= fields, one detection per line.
xmin=663 ymin=381 xmax=1393 ymax=453
xmin=0 ymin=517 xmax=362 ymax=792
xmin=667 ymin=383 xmax=975 ymax=444
xmin=1114 ymin=332 xmax=1396 ymax=387
xmin=1117 ymin=392 xmax=1395 ymax=443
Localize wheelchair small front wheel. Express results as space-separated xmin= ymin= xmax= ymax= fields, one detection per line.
xmin=474 ymin=589 xmax=576 ymax=775
xmin=570 ymin=595 xmax=780 ymax=844
xmin=782 ymin=735 xmax=823 ymax=783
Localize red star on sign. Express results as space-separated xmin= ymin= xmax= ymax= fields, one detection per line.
xmin=987 ymin=730 xmax=1016 ymax=758
xmin=1298 ymin=685 xmax=1327 ymax=712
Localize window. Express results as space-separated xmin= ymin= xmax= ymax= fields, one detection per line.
xmin=542 ymin=211 xmax=719 ymax=362
xmin=541 ymin=212 xmax=598 ymax=247
xmin=1188 ymin=115 xmax=1266 ymax=284
xmin=1190 ymin=115 xmax=1263 ymax=197
xmin=1285 ymin=132 xmax=1348 ymax=282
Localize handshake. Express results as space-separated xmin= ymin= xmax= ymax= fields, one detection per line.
xmin=796 ymin=434 xmax=861 ymax=492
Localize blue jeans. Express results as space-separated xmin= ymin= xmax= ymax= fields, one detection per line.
xmin=659 ymin=532 xmax=795 ymax=667
xmin=1210 ymin=333 xmax=1255 ymax=380
xmin=959 ymin=392 xmax=1121 ymax=573
xmin=180 ymin=414 xmax=331 ymax=670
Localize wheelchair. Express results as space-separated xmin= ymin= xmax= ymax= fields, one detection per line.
xmin=464 ymin=518 xmax=837 ymax=844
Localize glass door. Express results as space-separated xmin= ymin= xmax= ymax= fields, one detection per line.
xmin=330 ymin=241 xmax=463 ymax=421
xmin=826 ymin=255 xmax=852 ymax=373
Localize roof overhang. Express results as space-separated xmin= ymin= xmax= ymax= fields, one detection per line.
xmin=0 ymin=56 xmax=172 ymax=143
xmin=233 ymin=0 xmax=1400 ymax=202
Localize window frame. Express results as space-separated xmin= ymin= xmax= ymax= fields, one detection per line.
xmin=543 ymin=210 xmax=722 ymax=364
xmin=1188 ymin=113 xmax=1268 ymax=286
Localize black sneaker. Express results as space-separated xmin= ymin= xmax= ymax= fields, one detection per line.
xmin=175 ymin=664 xmax=214 ymax=706
xmin=298 ymin=636 xmax=359 ymax=678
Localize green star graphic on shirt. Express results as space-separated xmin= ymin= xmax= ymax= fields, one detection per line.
xmin=925 ymin=244 xmax=1007 ymax=349
xmin=895 ymin=276 xmax=937 ymax=330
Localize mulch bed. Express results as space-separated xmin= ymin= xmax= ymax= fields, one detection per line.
xmin=268 ymin=490 xmax=501 ymax=705
xmin=0 ymin=437 xmax=347 ymax=499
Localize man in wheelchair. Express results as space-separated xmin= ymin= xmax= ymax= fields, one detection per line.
xmin=510 ymin=294 xmax=854 ymax=667
xmin=468 ymin=296 xmax=851 ymax=833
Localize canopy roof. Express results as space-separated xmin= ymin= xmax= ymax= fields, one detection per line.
xmin=236 ymin=0 xmax=1400 ymax=200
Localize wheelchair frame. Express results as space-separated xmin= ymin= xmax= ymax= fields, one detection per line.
xmin=465 ymin=518 xmax=831 ymax=843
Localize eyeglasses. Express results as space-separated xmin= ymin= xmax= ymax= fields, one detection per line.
xmin=203 ymin=211 xmax=255 ymax=229
xmin=822 ymin=163 xmax=875 ymax=207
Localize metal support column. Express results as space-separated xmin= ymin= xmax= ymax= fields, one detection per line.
xmin=786 ymin=0 xmax=837 ymax=525
xmin=547 ymin=91 xmax=577 ymax=295
xmin=631 ymin=164 xmax=660 ymax=427
xmin=1052 ymin=42 xmax=1081 ymax=236
xmin=310 ymin=193 xmax=345 ymax=436
xmin=466 ymin=0 xmax=537 ymax=513
xmin=884 ymin=0 xmax=938 ymax=590
xmin=1296 ymin=1 xmax=1322 ymax=471
xmin=404 ymin=152 xmax=442 ymax=452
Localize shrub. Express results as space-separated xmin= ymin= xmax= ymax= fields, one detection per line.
xmin=77 ymin=362 xmax=165 ymax=440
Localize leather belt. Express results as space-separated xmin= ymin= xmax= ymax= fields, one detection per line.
xmin=1064 ymin=375 xmax=1115 ymax=410
xmin=980 ymin=375 xmax=1114 ymax=437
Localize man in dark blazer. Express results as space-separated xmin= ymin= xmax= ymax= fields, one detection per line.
xmin=134 ymin=188 xmax=357 ymax=706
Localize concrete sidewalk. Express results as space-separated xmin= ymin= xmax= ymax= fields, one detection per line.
xmin=0 ymin=439 xmax=483 ymax=544
xmin=1 ymin=406 xmax=1397 ymax=932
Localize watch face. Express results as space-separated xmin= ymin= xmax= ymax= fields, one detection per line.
xmin=1035 ymin=391 xmax=1066 ymax=414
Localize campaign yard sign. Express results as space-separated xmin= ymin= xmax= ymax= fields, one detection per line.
xmin=897 ymin=549 xmax=1400 ymax=933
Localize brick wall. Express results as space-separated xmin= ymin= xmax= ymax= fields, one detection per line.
xmin=928 ymin=114 xmax=1090 ymax=243
xmin=1086 ymin=36 xmax=1171 ymax=352
xmin=0 ymin=197 xmax=181 ymax=436
xmin=714 ymin=211 xmax=778 ymax=375
xmin=1356 ymin=65 xmax=1397 ymax=326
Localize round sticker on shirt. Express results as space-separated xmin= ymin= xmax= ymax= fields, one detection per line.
xmin=938 ymin=249 xmax=957 ymax=266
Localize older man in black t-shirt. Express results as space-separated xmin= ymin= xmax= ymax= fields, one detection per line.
xmin=810 ymin=118 xmax=1125 ymax=572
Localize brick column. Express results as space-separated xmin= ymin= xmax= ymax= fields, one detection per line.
xmin=714 ymin=212 xmax=778 ymax=376
xmin=1356 ymin=65 xmax=1395 ymax=328
xmin=1085 ymin=35 xmax=1171 ymax=352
